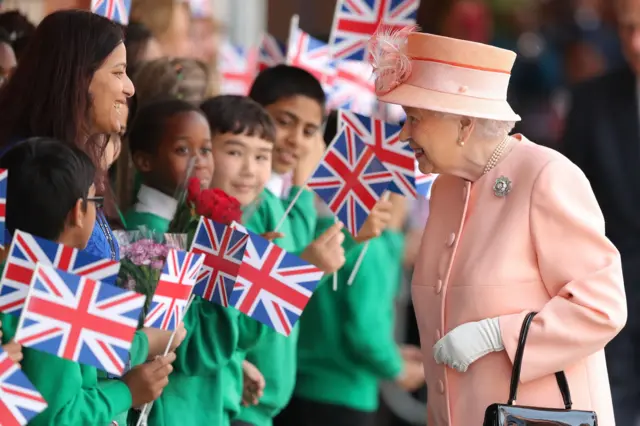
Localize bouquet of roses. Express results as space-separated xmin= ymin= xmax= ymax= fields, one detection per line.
xmin=114 ymin=228 xmax=186 ymax=323
xmin=169 ymin=177 xmax=243 ymax=237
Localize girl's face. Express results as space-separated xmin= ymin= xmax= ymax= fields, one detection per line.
xmin=140 ymin=111 xmax=214 ymax=195
xmin=88 ymin=43 xmax=135 ymax=135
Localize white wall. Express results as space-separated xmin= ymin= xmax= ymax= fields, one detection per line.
xmin=212 ymin=0 xmax=266 ymax=47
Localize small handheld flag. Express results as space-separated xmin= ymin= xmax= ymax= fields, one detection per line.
xmin=191 ymin=217 xmax=249 ymax=307
xmin=307 ymin=126 xmax=393 ymax=236
xmin=0 ymin=230 xmax=120 ymax=317
xmin=219 ymin=41 xmax=258 ymax=95
xmin=90 ymin=0 xmax=131 ymax=25
xmin=338 ymin=110 xmax=417 ymax=198
xmin=0 ymin=345 xmax=47 ymax=425
xmin=258 ymin=33 xmax=286 ymax=71
xmin=229 ymin=225 xmax=323 ymax=336
xmin=328 ymin=0 xmax=420 ymax=61
xmin=143 ymin=249 xmax=204 ymax=332
xmin=15 ymin=264 xmax=145 ymax=376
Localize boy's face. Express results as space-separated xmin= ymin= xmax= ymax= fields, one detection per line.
xmin=138 ymin=111 xmax=214 ymax=195
xmin=264 ymin=95 xmax=324 ymax=175
xmin=210 ymin=132 xmax=273 ymax=207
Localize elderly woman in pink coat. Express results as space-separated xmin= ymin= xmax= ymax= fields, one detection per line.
xmin=368 ymin=28 xmax=627 ymax=425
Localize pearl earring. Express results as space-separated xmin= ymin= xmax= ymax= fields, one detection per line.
xmin=457 ymin=137 xmax=464 ymax=147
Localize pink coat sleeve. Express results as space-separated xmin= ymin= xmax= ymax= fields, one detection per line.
xmin=498 ymin=158 xmax=627 ymax=383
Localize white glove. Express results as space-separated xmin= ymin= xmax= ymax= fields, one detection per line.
xmin=433 ymin=318 xmax=504 ymax=373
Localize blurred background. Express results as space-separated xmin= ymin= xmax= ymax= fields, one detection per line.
xmin=0 ymin=0 xmax=627 ymax=424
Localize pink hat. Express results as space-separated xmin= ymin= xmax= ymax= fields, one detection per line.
xmin=368 ymin=27 xmax=521 ymax=122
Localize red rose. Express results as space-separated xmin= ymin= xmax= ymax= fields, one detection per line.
xmin=195 ymin=188 xmax=242 ymax=225
xmin=186 ymin=177 xmax=202 ymax=205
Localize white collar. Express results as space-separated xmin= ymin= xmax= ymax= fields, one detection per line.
xmin=133 ymin=184 xmax=178 ymax=221
xmin=266 ymin=174 xmax=285 ymax=198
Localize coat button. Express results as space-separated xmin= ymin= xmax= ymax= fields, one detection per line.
xmin=446 ymin=233 xmax=456 ymax=247
xmin=435 ymin=279 xmax=443 ymax=294
xmin=438 ymin=380 xmax=445 ymax=394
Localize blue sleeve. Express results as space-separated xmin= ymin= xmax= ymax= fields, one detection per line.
xmin=82 ymin=211 xmax=120 ymax=261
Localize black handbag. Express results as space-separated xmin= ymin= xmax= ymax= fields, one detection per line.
xmin=483 ymin=312 xmax=598 ymax=425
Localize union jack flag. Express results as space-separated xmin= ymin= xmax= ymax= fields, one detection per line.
xmin=416 ymin=168 xmax=438 ymax=198
xmin=286 ymin=27 xmax=335 ymax=91
xmin=15 ymin=264 xmax=145 ymax=376
xmin=307 ymin=126 xmax=393 ymax=236
xmin=143 ymin=249 xmax=204 ymax=332
xmin=329 ymin=0 xmax=420 ymax=61
xmin=190 ymin=217 xmax=249 ymax=307
xmin=90 ymin=0 xmax=131 ymax=25
xmin=338 ymin=109 xmax=416 ymax=198
xmin=219 ymin=40 xmax=258 ymax=96
xmin=0 ymin=230 xmax=120 ymax=317
xmin=327 ymin=61 xmax=376 ymax=115
xmin=0 ymin=169 xmax=6 ymax=249
xmin=228 ymin=227 xmax=323 ymax=336
xmin=0 ymin=345 xmax=47 ymax=425
xmin=258 ymin=33 xmax=286 ymax=71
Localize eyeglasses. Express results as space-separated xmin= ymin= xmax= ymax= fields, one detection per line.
xmin=87 ymin=196 xmax=104 ymax=208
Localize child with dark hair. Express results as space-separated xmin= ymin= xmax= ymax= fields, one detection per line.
xmin=0 ymin=137 xmax=177 ymax=425
xmin=125 ymin=98 xmax=214 ymax=233
xmin=232 ymin=67 xmax=391 ymax=426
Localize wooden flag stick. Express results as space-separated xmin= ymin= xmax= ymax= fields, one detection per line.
xmin=332 ymin=216 xmax=339 ymax=291
xmin=136 ymin=294 xmax=197 ymax=426
xmin=285 ymin=14 xmax=300 ymax=64
xmin=347 ymin=191 xmax=390 ymax=285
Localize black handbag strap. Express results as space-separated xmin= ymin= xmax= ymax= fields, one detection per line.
xmin=507 ymin=312 xmax=573 ymax=409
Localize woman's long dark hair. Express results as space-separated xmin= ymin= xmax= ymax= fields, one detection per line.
xmin=0 ymin=9 xmax=124 ymax=165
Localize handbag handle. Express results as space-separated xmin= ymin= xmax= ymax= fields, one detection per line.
xmin=507 ymin=312 xmax=573 ymax=409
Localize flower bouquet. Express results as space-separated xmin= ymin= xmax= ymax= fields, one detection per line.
xmin=113 ymin=228 xmax=186 ymax=323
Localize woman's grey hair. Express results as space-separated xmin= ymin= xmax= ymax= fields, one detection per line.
xmin=429 ymin=111 xmax=516 ymax=140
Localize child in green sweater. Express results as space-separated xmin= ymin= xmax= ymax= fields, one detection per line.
xmin=278 ymin=194 xmax=425 ymax=426
xmin=125 ymin=98 xmax=214 ymax=233
xmin=0 ymin=137 xmax=177 ymax=425
xmin=146 ymin=95 xmax=278 ymax=426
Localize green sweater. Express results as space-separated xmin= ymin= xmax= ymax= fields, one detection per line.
xmin=234 ymin=186 xmax=317 ymax=426
xmin=0 ymin=312 xmax=149 ymax=425
xmin=146 ymin=298 xmax=240 ymax=426
xmin=123 ymin=210 xmax=170 ymax=234
xmin=294 ymin=229 xmax=405 ymax=412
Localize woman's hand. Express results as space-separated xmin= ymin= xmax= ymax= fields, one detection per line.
xmin=433 ymin=318 xmax=504 ymax=372
xmin=2 ymin=340 xmax=23 ymax=363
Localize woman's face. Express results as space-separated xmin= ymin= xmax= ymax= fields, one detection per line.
xmin=401 ymin=107 xmax=461 ymax=175
xmin=88 ymin=43 xmax=135 ymax=135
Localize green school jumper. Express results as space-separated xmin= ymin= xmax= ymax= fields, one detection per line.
xmin=0 ymin=305 xmax=149 ymax=425
xmin=123 ymin=184 xmax=178 ymax=234
xmin=294 ymin=228 xmax=405 ymax=412
xmin=233 ymin=186 xmax=317 ymax=426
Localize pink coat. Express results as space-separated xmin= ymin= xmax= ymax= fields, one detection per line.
xmin=411 ymin=135 xmax=627 ymax=426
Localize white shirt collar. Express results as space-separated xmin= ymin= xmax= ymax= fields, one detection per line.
xmin=133 ymin=184 xmax=178 ymax=221
xmin=266 ymin=174 xmax=284 ymax=198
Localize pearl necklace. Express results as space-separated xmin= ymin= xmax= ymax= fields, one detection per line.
xmin=482 ymin=135 xmax=511 ymax=175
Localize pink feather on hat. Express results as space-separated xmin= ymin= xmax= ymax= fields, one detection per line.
xmin=367 ymin=24 xmax=419 ymax=95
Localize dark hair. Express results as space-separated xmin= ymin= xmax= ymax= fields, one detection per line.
xmin=0 ymin=9 xmax=124 ymax=164
xmin=248 ymin=64 xmax=326 ymax=111
xmin=0 ymin=28 xmax=11 ymax=46
xmin=323 ymin=110 xmax=338 ymax=147
xmin=200 ymin=95 xmax=276 ymax=143
xmin=129 ymin=98 xmax=205 ymax=155
xmin=0 ymin=137 xmax=96 ymax=241
xmin=0 ymin=10 xmax=36 ymax=60
xmin=124 ymin=21 xmax=154 ymax=76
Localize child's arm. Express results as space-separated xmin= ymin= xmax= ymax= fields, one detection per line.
xmin=171 ymin=297 xmax=239 ymax=376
